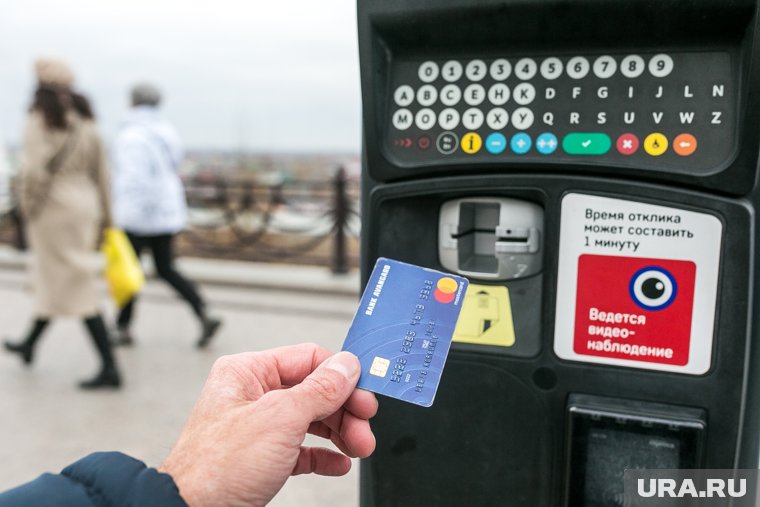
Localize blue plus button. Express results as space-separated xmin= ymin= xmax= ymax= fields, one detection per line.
xmin=485 ymin=133 xmax=507 ymax=154
xmin=510 ymin=133 xmax=532 ymax=154
xmin=535 ymin=132 xmax=558 ymax=155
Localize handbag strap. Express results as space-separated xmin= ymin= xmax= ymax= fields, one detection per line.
xmin=46 ymin=123 xmax=81 ymax=174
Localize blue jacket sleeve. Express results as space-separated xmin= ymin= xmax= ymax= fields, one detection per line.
xmin=0 ymin=452 xmax=188 ymax=507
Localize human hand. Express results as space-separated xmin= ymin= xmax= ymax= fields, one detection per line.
xmin=159 ymin=343 xmax=378 ymax=507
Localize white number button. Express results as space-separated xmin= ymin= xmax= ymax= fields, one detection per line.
xmin=540 ymin=57 xmax=563 ymax=80
xmin=392 ymin=109 xmax=413 ymax=130
xmin=462 ymin=108 xmax=485 ymax=130
xmin=620 ymin=55 xmax=645 ymax=78
xmin=438 ymin=108 xmax=460 ymax=130
xmin=515 ymin=58 xmax=537 ymax=80
xmin=511 ymin=107 xmax=534 ymax=130
xmin=490 ymin=59 xmax=512 ymax=80
xmin=513 ymin=83 xmax=536 ymax=105
xmin=394 ymin=85 xmax=414 ymax=107
xmin=486 ymin=108 xmax=509 ymax=130
xmin=441 ymin=60 xmax=463 ymax=82
xmin=488 ymin=83 xmax=510 ymax=105
xmin=416 ymin=85 xmax=437 ymax=106
xmin=649 ymin=54 xmax=674 ymax=77
xmin=415 ymin=108 xmax=436 ymax=130
xmin=566 ymin=56 xmax=590 ymax=79
xmin=464 ymin=84 xmax=486 ymax=106
xmin=418 ymin=61 xmax=439 ymax=83
xmin=440 ymin=84 xmax=461 ymax=106
xmin=593 ymin=55 xmax=617 ymax=79
xmin=465 ymin=60 xmax=487 ymax=81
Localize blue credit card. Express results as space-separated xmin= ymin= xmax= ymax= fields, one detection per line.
xmin=341 ymin=258 xmax=468 ymax=407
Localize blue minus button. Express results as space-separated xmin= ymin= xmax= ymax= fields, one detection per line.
xmin=485 ymin=133 xmax=507 ymax=154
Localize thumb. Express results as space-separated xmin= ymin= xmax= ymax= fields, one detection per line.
xmin=286 ymin=351 xmax=362 ymax=422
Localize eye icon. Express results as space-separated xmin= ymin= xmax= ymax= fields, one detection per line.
xmin=629 ymin=266 xmax=677 ymax=311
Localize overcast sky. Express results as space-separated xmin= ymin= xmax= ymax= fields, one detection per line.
xmin=0 ymin=0 xmax=361 ymax=153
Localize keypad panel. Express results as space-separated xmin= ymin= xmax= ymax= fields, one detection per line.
xmin=387 ymin=52 xmax=734 ymax=174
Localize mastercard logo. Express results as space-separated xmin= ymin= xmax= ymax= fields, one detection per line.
xmin=434 ymin=277 xmax=458 ymax=304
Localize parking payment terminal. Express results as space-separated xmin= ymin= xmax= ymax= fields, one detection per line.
xmin=357 ymin=0 xmax=760 ymax=505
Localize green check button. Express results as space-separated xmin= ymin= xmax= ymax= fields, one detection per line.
xmin=562 ymin=133 xmax=612 ymax=155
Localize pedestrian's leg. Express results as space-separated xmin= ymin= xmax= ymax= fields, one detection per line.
xmin=3 ymin=317 xmax=50 ymax=365
xmin=150 ymin=234 xmax=222 ymax=347
xmin=113 ymin=233 xmax=145 ymax=346
xmin=80 ymin=314 xmax=121 ymax=390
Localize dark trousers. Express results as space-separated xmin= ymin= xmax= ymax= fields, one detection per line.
xmin=117 ymin=233 xmax=205 ymax=329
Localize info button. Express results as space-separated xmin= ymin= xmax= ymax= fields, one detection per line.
xmin=562 ymin=133 xmax=612 ymax=155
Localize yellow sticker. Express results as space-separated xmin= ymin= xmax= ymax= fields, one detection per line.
xmin=452 ymin=284 xmax=516 ymax=347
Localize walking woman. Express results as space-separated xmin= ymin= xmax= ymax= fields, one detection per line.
xmin=111 ymin=83 xmax=221 ymax=348
xmin=3 ymin=58 xmax=121 ymax=389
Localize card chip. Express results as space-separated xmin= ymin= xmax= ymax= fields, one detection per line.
xmin=369 ymin=356 xmax=391 ymax=377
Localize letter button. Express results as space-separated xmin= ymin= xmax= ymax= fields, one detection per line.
xmin=392 ymin=109 xmax=413 ymax=130
xmin=394 ymin=85 xmax=414 ymax=106
xmin=415 ymin=108 xmax=436 ymax=130
xmin=416 ymin=85 xmax=438 ymax=106
xmin=511 ymin=107 xmax=534 ymax=130
xmin=513 ymin=83 xmax=536 ymax=105
xmin=464 ymin=84 xmax=486 ymax=106
xmin=440 ymin=84 xmax=461 ymax=106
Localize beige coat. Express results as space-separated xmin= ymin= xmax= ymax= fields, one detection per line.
xmin=19 ymin=110 xmax=111 ymax=317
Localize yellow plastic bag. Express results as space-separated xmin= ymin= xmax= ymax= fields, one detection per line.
xmin=102 ymin=228 xmax=145 ymax=308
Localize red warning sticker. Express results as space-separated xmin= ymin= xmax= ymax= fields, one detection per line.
xmin=574 ymin=254 xmax=695 ymax=365
xmin=554 ymin=193 xmax=722 ymax=375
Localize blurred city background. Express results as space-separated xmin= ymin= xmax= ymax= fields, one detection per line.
xmin=0 ymin=0 xmax=364 ymax=504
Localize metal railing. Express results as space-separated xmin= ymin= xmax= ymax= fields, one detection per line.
xmin=0 ymin=168 xmax=361 ymax=272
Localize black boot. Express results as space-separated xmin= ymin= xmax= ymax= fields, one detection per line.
xmin=111 ymin=326 xmax=134 ymax=347
xmin=4 ymin=318 xmax=49 ymax=366
xmin=197 ymin=314 xmax=222 ymax=349
xmin=79 ymin=367 xmax=121 ymax=390
xmin=80 ymin=315 xmax=122 ymax=390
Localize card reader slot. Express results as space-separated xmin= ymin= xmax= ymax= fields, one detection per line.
xmin=439 ymin=198 xmax=544 ymax=279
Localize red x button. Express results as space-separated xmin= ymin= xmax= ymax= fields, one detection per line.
xmin=616 ymin=133 xmax=639 ymax=155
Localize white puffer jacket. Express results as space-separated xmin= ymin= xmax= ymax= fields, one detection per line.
xmin=112 ymin=106 xmax=186 ymax=235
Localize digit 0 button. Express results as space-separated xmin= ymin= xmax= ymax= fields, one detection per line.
xmin=418 ymin=61 xmax=439 ymax=82
xmin=643 ymin=133 xmax=668 ymax=156
xmin=562 ymin=133 xmax=611 ymax=155
xmin=461 ymin=132 xmax=483 ymax=154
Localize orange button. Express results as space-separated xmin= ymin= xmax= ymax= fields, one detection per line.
xmin=673 ymin=133 xmax=697 ymax=156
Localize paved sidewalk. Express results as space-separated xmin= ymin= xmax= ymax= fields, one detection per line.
xmin=0 ymin=263 xmax=363 ymax=506
xmin=0 ymin=245 xmax=361 ymax=296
